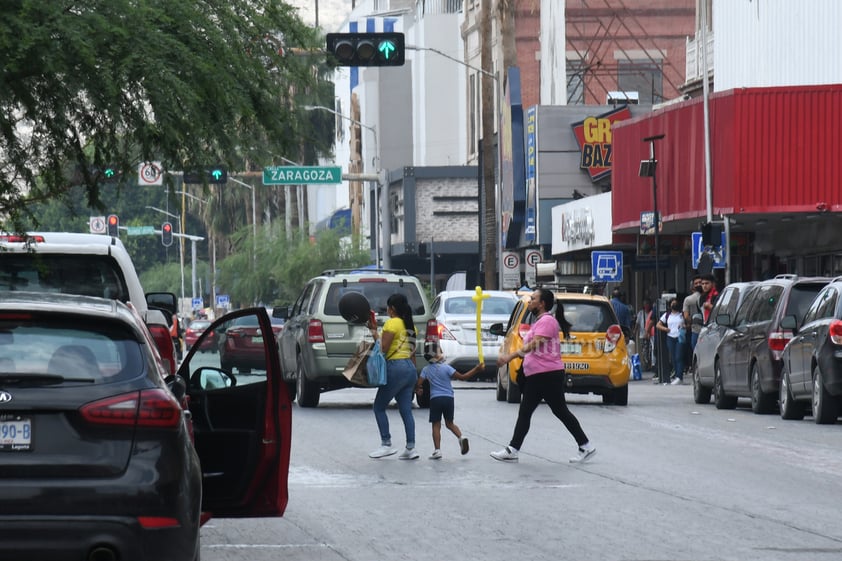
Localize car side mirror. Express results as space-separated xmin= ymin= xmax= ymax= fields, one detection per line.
xmin=716 ymin=313 xmax=732 ymax=327
xmin=273 ymin=306 xmax=291 ymax=321
xmin=489 ymin=323 xmax=506 ymax=337
xmin=780 ymin=314 xmax=798 ymax=331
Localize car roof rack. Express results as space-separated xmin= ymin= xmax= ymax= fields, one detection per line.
xmin=321 ymin=268 xmax=411 ymax=276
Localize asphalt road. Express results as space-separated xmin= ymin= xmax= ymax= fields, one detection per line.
xmin=200 ymin=378 xmax=842 ymax=561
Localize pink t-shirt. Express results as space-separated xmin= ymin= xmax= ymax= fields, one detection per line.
xmin=522 ymin=313 xmax=563 ymax=375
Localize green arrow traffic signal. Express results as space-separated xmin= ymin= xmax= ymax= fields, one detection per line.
xmin=378 ymin=39 xmax=396 ymax=60
xmin=104 ymin=168 xmax=116 ymax=178
xmin=326 ymin=32 xmax=405 ymax=67
xmin=211 ymin=169 xmax=223 ymax=181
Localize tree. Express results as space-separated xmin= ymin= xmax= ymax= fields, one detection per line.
xmin=0 ymin=0 xmax=321 ymax=231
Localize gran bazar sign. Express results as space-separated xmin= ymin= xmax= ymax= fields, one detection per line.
xmin=571 ymin=106 xmax=632 ymax=182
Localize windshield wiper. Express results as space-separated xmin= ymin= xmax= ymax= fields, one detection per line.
xmin=0 ymin=373 xmax=96 ymax=386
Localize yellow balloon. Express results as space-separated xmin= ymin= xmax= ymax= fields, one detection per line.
xmin=471 ymin=286 xmax=490 ymax=364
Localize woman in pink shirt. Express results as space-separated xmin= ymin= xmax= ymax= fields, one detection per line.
xmin=491 ymin=289 xmax=596 ymax=463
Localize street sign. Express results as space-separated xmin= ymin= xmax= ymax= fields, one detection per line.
xmin=263 ymin=166 xmax=342 ymax=185
xmin=501 ymin=251 xmax=521 ymax=289
xmin=138 ymin=161 xmax=164 ymax=186
xmin=216 ymin=294 xmax=230 ymax=308
xmin=191 ymin=297 xmax=203 ymax=310
xmin=524 ymin=249 xmax=541 ymax=287
xmin=126 ymin=226 xmax=156 ymax=236
xmin=691 ymin=231 xmax=726 ymax=269
xmin=89 ymin=216 xmax=106 ymax=234
xmin=591 ymin=251 xmax=623 ymax=282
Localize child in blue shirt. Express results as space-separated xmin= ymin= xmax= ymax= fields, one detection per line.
xmin=416 ymin=344 xmax=484 ymax=460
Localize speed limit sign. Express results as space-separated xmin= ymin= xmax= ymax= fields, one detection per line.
xmin=138 ymin=161 xmax=164 ymax=186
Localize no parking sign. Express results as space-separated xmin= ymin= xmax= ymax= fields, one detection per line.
xmin=502 ymin=251 xmax=521 ymax=289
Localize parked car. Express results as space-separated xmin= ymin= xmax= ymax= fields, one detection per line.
xmin=691 ymin=281 xmax=758 ymax=404
xmin=0 ymin=232 xmax=178 ymax=373
xmin=779 ymin=277 xmax=842 ymax=423
xmin=218 ymin=314 xmax=284 ymax=373
xmin=490 ymin=290 xmax=630 ymax=405
xmin=429 ymin=290 xmax=518 ymax=379
xmin=712 ymin=275 xmax=831 ymax=412
xmin=275 ymin=268 xmax=434 ymax=407
xmin=184 ymin=318 xmax=214 ymax=351
xmin=0 ymin=292 xmax=291 ymax=561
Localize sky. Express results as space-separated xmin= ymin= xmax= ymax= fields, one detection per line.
xmin=287 ymin=0 xmax=352 ymax=32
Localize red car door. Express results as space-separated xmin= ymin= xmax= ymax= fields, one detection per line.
xmin=178 ymin=307 xmax=292 ymax=519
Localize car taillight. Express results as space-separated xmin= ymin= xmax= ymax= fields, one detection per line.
xmin=0 ymin=234 xmax=44 ymax=243
xmin=604 ymin=324 xmax=623 ymax=353
xmin=437 ymin=323 xmax=456 ymax=341
xmin=518 ymin=324 xmax=531 ymax=339
xmin=147 ymin=324 xmax=176 ymax=374
xmin=829 ymin=320 xmax=842 ymax=345
xmin=80 ymin=389 xmax=182 ymax=429
xmin=768 ymin=330 xmax=792 ymax=358
xmin=307 ymin=319 xmax=325 ymax=343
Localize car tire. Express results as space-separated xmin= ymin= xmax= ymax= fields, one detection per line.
xmin=812 ymin=366 xmax=838 ymax=425
xmin=750 ymin=363 xmax=776 ymax=414
xmin=693 ymin=359 xmax=712 ymax=404
xmin=779 ymin=366 xmax=804 ymax=420
xmin=714 ymin=361 xmax=737 ymax=410
xmin=612 ymin=384 xmax=629 ymax=406
xmin=506 ymin=373 xmax=521 ymax=404
xmin=496 ymin=369 xmax=506 ymax=402
xmin=296 ymin=357 xmax=320 ymax=408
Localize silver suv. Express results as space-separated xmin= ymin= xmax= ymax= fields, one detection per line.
xmin=276 ymin=269 xmax=433 ymax=407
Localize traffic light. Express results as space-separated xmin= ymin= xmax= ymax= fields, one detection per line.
xmin=183 ymin=165 xmax=227 ymax=184
xmin=161 ymin=222 xmax=173 ymax=247
xmin=107 ymin=214 xmax=119 ymax=237
xmin=326 ymin=32 xmax=405 ymax=67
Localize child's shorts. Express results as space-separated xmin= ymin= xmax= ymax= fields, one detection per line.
xmin=428 ymin=396 xmax=455 ymax=423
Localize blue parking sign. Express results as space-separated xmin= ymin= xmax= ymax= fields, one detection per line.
xmin=691 ymin=232 xmax=726 ymax=269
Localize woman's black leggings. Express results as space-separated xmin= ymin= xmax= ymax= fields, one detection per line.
xmin=509 ymin=370 xmax=589 ymax=450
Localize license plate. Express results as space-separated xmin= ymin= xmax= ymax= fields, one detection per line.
xmin=0 ymin=416 xmax=32 ymax=451
xmin=480 ymin=331 xmax=498 ymax=342
xmin=566 ymin=362 xmax=589 ymax=371
xmin=252 ymin=336 xmax=263 ymax=344
xmin=561 ymin=343 xmax=582 ymax=354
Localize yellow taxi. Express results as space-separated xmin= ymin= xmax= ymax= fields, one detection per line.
xmin=489 ymin=290 xmax=631 ymax=405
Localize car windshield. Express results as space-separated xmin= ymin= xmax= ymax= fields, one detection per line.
xmin=230 ymin=315 xmax=260 ymax=327
xmin=0 ymin=254 xmax=129 ymax=301
xmin=443 ymin=296 xmax=515 ymax=315
xmin=188 ymin=320 xmax=211 ymax=331
xmin=559 ymin=301 xmax=614 ymax=332
xmin=0 ymin=313 xmax=144 ymax=383
xmin=324 ymin=282 xmax=427 ymax=316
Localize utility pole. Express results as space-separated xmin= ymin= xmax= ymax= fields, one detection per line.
xmin=481 ymin=0 xmax=497 ymax=289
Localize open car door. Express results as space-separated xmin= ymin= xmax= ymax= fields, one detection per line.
xmin=178 ymin=307 xmax=292 ymax=519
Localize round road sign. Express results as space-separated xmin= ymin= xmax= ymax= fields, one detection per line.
xmin=139 ymin=161 xmax=163 ymax=186
xmin=503 ymin=253 xmax=520 ymax=269
xmin=525 ymin=249 xmax=541 ymax=267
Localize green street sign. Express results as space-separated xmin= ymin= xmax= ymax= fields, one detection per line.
xmin=127 ymin=226 xmax=156 ymax=236
xmin=263 ymin=166 xmax=342 ymax=185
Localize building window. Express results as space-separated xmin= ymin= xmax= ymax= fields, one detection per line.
xmin=566 ymin=60 xmax=585 ymax=104
xmin=618 ymin=60 xmax=663 ymax=105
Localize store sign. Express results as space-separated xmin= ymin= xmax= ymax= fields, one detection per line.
xmin=571 ymin=106 xmax=632 ymax=182
xmin=560 ymin=208 xmax=595 ymax=246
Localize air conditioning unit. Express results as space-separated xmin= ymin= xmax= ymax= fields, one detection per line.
xmin=607 ymin=91 xmax=639 ymax=106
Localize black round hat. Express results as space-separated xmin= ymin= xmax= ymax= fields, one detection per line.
xmin=338 ymin=291 xmax=372 ymax=324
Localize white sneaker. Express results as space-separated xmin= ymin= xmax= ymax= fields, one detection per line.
xmin=398 ymin=448 xmax=419 ymax=460
xmin=429 ymin=449 xmax=442 ymax=460
xmin=670 ymin=377 xmax=683 ymax=385
xmin=569 ymin=445 xmax=597 ymax=463
xmin=490 ymin=446 xmax=518 ymax=462
xmin=369 ymin=445 xmax=397 ymax=459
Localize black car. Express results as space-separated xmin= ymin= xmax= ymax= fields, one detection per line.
xmin=713 ymin=275 xmax=830 ymax=413
xmin=780 ymin=278 xmax=842 ymax=423
xmin=0 ymin=292 xmax=291 ymax=561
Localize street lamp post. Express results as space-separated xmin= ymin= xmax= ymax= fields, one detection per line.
xmin=640 ymin=134 xmax=666 ymax=384
xmin=176 ymin=191 xmax=208 ymax=302
xmin=303 ymin=105 xmax=386 ymax=268
xmin=227 ymin=177 xmax=258 ymax=263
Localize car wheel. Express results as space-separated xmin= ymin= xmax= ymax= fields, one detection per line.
xmin=812 ymin=366 xmax=838 ymax=425
xmin=601 ymin=391 xmax=615 ymax=404
xmin=496 ymin=369 xmax=506 ymax=402
xmin=779 ymin=366 xmax=804 ymax=420
xmin=296 ymin=357 xmax=320 ymax=408
xmin=693 ymin=358 xmax=712 ymax=404
xmin=506 ymin=373 xmax=521 ymax=404
xmin=750 ymin=363 xmax=776 ymax=414
xmin=612 ymin=384 xmax=629 ymax=406
xmin=714 ymin=361 xmax=737 ymax=410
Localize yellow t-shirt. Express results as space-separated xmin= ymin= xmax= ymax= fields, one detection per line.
xmin=382 ymin=317 xmax=415 ymax=360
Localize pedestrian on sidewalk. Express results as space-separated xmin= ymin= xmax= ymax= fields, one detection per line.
xmin=657 ymin=297 xmax=686 ymax=385
xmin=491 ymin=288 xmax=596 ymax=463
xmin=416 ymin=343 xmax=483 ymax=460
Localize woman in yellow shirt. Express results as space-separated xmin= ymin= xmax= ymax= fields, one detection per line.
xmin=368 ymin=293 xmax=419 ymax=460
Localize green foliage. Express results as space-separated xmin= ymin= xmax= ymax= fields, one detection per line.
xmin=1 ymin=0 xmax=321 ymax=231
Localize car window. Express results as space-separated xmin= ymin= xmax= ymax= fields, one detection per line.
xmin=562 ymin=302 xmax=613 ymax=332
xmin=324 ymin=281 xmax=427 ymax=316
xmin=308 ymin=281 xmax=325 ymax=315
xmin=787 ymin=283 xmax=830 ymax=323
xmin=506 ymin=301 xmax=527 ymax=332
xmin=442 ymin=296 xmax=515 ymax=315
xmin=0 ymin=314 xmax=144 ymax=383
xmin=293 ymin=282 xmax=316 ymax=316
xmin=746 ymin=285 xmax=783 ymax=323
xmin=814 ymin=286 xmax=838 ymax=320
xmin=189 ymin=320 xmax=211 ymax=331
xmin=0 ymin=254 xmax=129 ymax=302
